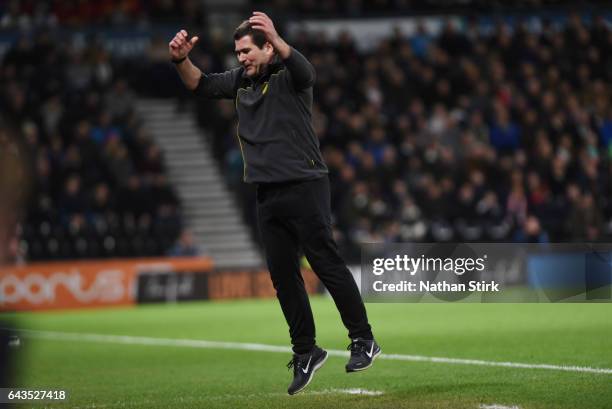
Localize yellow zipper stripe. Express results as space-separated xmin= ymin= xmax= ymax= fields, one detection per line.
xmin=235 ymin=90 xmax=247 ymax=181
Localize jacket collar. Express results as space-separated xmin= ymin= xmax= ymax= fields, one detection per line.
xmin=241 ymin=55 xmax=284 ymax=84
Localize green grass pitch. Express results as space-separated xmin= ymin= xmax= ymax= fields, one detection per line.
xmin=2 ymin=297 xmax=612 ymax=408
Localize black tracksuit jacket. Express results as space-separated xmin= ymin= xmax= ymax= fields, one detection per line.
xmin=193 ymin=47 xmax=328 ymax=184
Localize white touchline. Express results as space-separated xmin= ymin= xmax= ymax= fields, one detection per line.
xmin=479 ymin=404 xmax=520 ymax=409
xmin=193 ymin=388 xmax=385 ymax=399
xmin=13 ymin=329 xmax=612 ymax=375
xmin=312 ymin=388 xmax=384 ymax=396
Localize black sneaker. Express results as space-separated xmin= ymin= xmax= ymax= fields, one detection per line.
xmin=345 ymin=338 xmax=381 ymax=372
xmin=286 ymin=346 xmax=328 ymax=395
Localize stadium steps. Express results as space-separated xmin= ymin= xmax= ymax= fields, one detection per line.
xmin=137 ymin=98 xmax=263 ymax=269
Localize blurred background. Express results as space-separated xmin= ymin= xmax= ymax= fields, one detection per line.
xmin=0 ymin=0 xmax=611 ymax=306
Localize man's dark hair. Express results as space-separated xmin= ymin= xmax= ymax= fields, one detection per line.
xmin=233 ymin=20 xmax=267 ymax=48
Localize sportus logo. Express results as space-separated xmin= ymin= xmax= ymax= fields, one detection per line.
xmin=0 ymin=269 xmax=126 ymax=306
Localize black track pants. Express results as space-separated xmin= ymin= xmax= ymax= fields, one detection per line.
xmin=256 ymin=176 xmax=373 ymax=353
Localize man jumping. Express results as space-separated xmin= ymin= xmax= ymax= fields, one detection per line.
xmin=169 ymin=12 xmax=380 ymax=395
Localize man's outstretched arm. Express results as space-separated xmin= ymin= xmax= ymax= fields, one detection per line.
xmin=169 ymin=30 xmax=201 ymax=91
xmin=169 ymin=30 xmax=240 ymax=98
xmin=249 ymin=12 xmax=316 ymax=90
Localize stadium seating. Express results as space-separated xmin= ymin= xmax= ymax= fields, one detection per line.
xmin=1 ymin=3 xmax=611 ymax=264
xmin=1 ymin=30 xmax=182 ymax=261
xmin=201 ymin=13 xmax=612 ymax=260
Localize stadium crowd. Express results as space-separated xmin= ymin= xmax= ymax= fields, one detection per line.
xmin=198 ymin=14 xmax=612 ymax=258
xmin=0 ymin=0 xmax=207 ymax=28
xmin=250 ymin=0 xmax=586 ymax=17
xmin=2 ymin=2 xmax=611 ymax=263
xmin=0 ymin=30 xmax=183 ymax=261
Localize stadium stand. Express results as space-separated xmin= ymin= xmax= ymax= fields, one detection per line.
xmin=250 ymin=0 xmax=595 ymax=17
xmin=1 ymin=2 xmax=611 ymax=265
xmin=1 ymin=29 xmax=183 ymax=261
xmin=0 ymin=1 xmax=207 ymax=28
xmin=189 ymin=12 xmax=612 ymax=261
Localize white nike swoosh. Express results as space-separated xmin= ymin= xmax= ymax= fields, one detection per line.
xmin=365 ymin=343 xmax=375 ymax=358
xmin=301 ymin=356 xmax=312 ymax=373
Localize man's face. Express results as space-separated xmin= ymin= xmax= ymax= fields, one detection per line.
xmin=235 ymin=35 xmax=274 ymax=77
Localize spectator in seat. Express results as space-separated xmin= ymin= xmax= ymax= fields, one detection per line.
xmin=167 ymin=229 xmax=199 ymax=257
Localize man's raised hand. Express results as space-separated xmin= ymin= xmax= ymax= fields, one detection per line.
xmin=249 ymin=12 xmax=279 ymax=44
xmin=169 ymin=30 xmax=199 ymax=61
xmin=249 ymin=11 xmax=290 ymax=59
